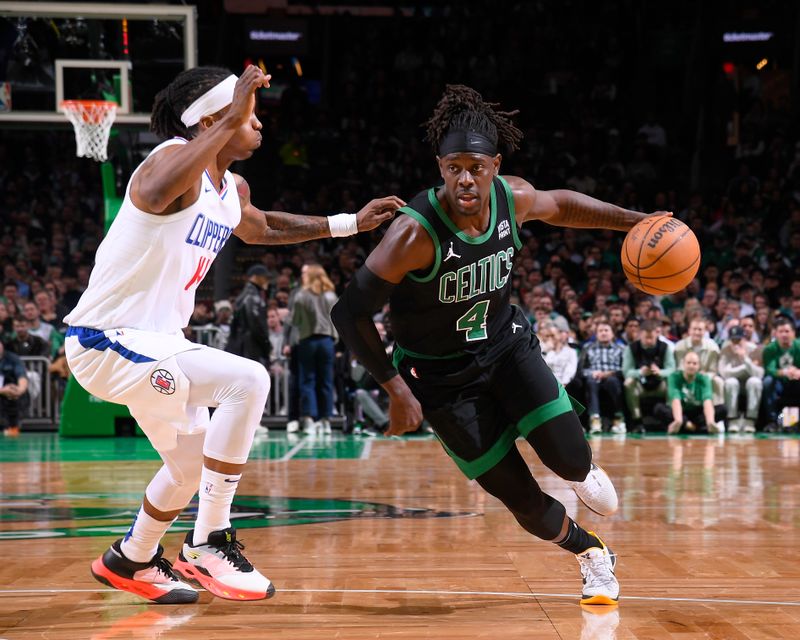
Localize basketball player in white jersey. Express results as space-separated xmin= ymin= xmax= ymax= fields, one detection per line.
xmin=64 ymin=65 xmax=403 ymax=603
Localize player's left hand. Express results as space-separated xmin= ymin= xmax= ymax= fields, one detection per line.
xmin=650 ymin=210 xmax=673 ymax=217
xmin=356 ymin=196 xmax=406 ymax=232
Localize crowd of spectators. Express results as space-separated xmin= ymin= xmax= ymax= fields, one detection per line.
xmin=2 ymin=5 xmax=800 ymax=435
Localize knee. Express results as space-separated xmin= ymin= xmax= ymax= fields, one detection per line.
xmin=238 ymin=360 xmax=271 ymax=400
xmin=725 ymin=378 xmax=739 ymax=393
xmin=550 ymin=439 xmax=592 ymax=482
xmin=624 ymin=377 xmax=638 ymax=391
xmin=559 ymin=455 xmax=592 ymax=483
xmin=746 ymin=377 xmax=762 ymax=392
xmin=185 ymin=464 xmax=202 ymax=491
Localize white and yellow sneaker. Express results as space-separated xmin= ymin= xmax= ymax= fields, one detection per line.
xmin=577 ymin=533 xmax=619 ymax=605
xmin=568 ymin=462 xmax=619 ymax=516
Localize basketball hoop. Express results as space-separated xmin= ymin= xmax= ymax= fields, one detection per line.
xmin=61 ymin=99 xmax=117 ymax=162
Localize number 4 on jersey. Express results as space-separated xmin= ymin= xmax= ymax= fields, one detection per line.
xmin=184 ymin=256 xmax=211 ymax=291
xmin=456 ymin=300 xmax=489 ymax=342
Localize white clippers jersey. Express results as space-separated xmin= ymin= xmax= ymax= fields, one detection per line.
xmin=65 ymin=138 xmax=241 ymax=333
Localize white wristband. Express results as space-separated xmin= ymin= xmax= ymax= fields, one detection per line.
xmin=328 ymin=213 xmax=359 ymax=237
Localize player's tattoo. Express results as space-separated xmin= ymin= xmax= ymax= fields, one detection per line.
xmin=553 ymin=191 xmax=643 ymax=231
xmin=261 ymin=211 xmax=331 ymax=244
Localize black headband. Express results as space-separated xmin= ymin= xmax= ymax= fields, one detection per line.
xmin=438 ymin=129 xmax=497 ymax=157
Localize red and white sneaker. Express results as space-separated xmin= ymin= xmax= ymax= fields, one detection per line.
xmin=91 ymin=540 xmax=199 ymax=604
xmin=568 ymin=462 xmax=619 ymax=516
xmin=173 ymin=528 xmax=275 ymax=601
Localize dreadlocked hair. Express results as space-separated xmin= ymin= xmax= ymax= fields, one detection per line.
xmin=150 ymin=66 xmax=233 ymax=140
xmin=424 ymin=84 xmax=523 ymax=154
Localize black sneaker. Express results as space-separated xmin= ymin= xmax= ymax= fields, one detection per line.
xmin=91 ymin=540 xmax=199 ymax=604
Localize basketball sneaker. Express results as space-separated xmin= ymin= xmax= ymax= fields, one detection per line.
xmin=577 ymin=533 xmax=619 ymax=605
xmin=90 ymin=540 xmax=198 ymax=604
xmin=567 ymin=462 xmax=619 ymax=516
xmin=589 ymin=415 xmax=602 ymax=434
xmin=727 ymin=418 xmax=741 ymax=434
xmin=173 ymin=528 xmax=275 ymax=601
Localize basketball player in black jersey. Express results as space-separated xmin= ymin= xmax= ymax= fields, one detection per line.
xmin=332 ymin=85 xmax=671 ymax=605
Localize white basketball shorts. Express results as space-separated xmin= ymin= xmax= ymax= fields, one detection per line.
xmin=65 ymin=326 xmax=210 ymax=449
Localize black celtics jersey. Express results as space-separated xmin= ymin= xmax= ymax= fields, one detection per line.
xmin=389 ymin=176 xmax=522 ymax=358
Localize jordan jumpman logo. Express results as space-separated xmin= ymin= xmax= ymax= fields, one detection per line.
xmin=444 ymin=242 xmax=461 ymax=261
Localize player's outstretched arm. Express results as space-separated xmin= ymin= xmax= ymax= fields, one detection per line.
xmin=233 ymin=174 xmax=404 ymax=245
xmin=131 ymin=66 xmax=270 ymax=215
xmin=504 ymin=175 xmax=670 ymax=231
xmin=331 ymin=215 xmax=432 ymax=435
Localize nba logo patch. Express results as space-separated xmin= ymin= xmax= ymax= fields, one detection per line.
xmin=203 ymin=482 xmax=213 ymax=495
xmin=150 ymin=369 xmax=176 ymax=395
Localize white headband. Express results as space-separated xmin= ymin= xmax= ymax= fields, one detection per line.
xmin=180 ymin=74 xmax=238 ymax=127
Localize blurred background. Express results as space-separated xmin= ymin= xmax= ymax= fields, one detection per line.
xmin=1 ymin=0 xmax=799 ymax=435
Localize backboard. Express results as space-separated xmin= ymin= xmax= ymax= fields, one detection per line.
xmin=0 ymin=2 xmax=196 ymax=125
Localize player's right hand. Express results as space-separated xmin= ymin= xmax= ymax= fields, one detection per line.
xmin=227 ymin=65 xmax=271 ymax=128
xmin=384 ymin=380 xmax=423 ymax=436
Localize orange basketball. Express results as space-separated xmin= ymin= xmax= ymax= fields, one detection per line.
xmin=621 ymin=215 xmax=701 ymax=295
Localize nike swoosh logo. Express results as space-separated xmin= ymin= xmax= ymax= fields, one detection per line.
xmin=224 ymin=478 xmax=239 ymax=483
xmin=204 ymin=187 xmax=213 ymax=193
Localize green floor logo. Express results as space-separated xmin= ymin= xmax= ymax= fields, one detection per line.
xmin=0 ymin=494 xmax=478 ymax=540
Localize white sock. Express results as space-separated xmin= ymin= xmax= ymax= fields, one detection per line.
xmin=193 ymin=467 xmax=241 ymax=546
xmin=120 ymin=505 xmax=175 ymax=563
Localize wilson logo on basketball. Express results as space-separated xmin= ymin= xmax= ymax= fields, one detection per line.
xmin=150 ymin=369 xmax=176 ymax=395
xmin=646 ymin=219 xmax=683 ymax=248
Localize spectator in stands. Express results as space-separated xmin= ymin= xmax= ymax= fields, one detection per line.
xmin=621 ymin=315 xmax=640 ymax=346
xmin=212 ymin=300 xmax=233 ymax=351
xmin=349 ymin=320 xmax=391 ymax=436
xmin=623 ymin=319 xmax=675 ymax=433
xmin=674 ymin=316 xmax=723 ymax=405
xmin=2 ymin=281 xmax=22 ymax=316
xmin=762 ymin=316 xmax=800 ymax=432
xmin=539 ymin=319 xmax=577 ymax=387
xmin=289 ymin=264 xmax=338 ymax=435
xmin=34 ymin=290 xmax=65 ymax=332
xmin=580 ymin=321 xmax=626 ymax=434
xmin=754 ymin=308 xmax=773 ymax=346
xmin=226 ymin=264 xmax=271 ymax=367
xmin=738 ymin=314 xmax=760 ymax=345
xmin=22 ymin=301 xmax=54 ymax=346
xmin=655 ymin=351 xmax=725 ymax=434
xmin=0 ymin=337 xmax=28 ymax=437
xmin=8 ymin=318 xmax=48 ymax=357
xmin=719 ymin=325 xmax=763 ymax=433
xmin=267 ymin=308 xmax=285 ymax=370
xmin=607 ymin=303 xmax=626 ymax=338
xmin=0 ymin=302 xmax=12 ymax=344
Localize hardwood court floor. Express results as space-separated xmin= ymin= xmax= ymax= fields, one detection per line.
xmin=1 ymin=431 xmax=800 ymax=639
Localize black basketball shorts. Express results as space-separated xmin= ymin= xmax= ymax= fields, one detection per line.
xmin=394 ymin=308 xmax=582 ymax=479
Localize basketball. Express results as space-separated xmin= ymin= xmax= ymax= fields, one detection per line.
xmin=621 ymin=215 xmax=701 ymax=295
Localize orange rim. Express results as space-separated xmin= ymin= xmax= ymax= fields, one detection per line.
xmin=60 ymin=99 xmax=117 ymax=124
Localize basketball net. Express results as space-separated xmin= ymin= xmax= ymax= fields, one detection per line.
xmin=61 ymin=100 xmax=117 ymax=162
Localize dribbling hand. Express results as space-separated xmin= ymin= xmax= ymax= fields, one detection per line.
xmin=356 ymin=196 xmax=406 ymax=232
